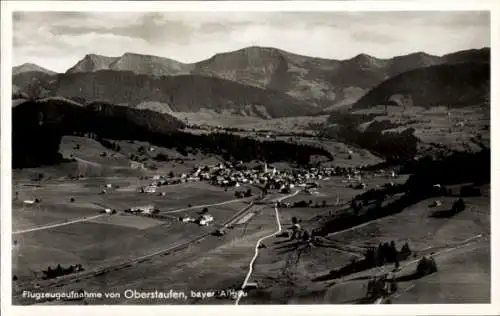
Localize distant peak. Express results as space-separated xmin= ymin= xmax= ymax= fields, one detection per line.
xmin=121 ymin=52 xmax=142 ymax=57
xmin=84 ymin=53 xmax=115 ymax=59
xmin=351 ymin=53 xmax=376 ymax=60
xmin=18 ymin=62 xmax=37 ymax=67
xmin=13 ymin=62 xmax=57 ymax=75
xmin=407 ymin=51 xmax=432 ymax=57
xmin=120 ymin=52 xmax=160 ymax=59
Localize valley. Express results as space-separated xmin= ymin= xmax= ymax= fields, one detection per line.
xmin=10 ymin=43 xmax=491 ymax=306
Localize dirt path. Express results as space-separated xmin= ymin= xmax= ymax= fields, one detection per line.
xmin=15 ymin=201 xmax=258 ymax=304
xmin=161 ymin=197 xmax=251 ymax=214
xmin=74 ymin=156 xmax=127 ymax=170
xmin=13 ymin=214 xmax=106 ymax=234
xmin=235 ymin=190 xmax=300 ymax=305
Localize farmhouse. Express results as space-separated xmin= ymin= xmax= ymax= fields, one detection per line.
xmin=130 ymin=161 xmax=144 ymax=169
xmin=181 ymin=216 xmax=195 ymax=223
xmin=103 ymin=208 xmax=116 ymax=214
xmin=129 ymin=205 xmax=155 ymax=214
xmin=245 ymin=282 xmax=259 ymax=290
xmin=141 ymin=185 xmax=157 ymax=193
xmin=198 ymin=214 xmax=214 ymax=226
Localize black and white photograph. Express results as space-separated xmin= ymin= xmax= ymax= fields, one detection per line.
xmin=1 ymin=1 xmax=498 ymax=314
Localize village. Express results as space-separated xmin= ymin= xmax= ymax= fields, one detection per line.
xmin=113 ymin=160 xmax=396 ymax=219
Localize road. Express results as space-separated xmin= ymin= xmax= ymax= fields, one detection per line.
xmin=15 ymin=201 xmax=259 ymax=304
xmin=161 ymin=197 xmax=251 ymax=214
xmin=235 ymin=190 xmax=300 ymax=305
xmin=73 ymin=156 xmax=126 ymax=170
xmin=13 ymin=214 xmax=105 ymax=235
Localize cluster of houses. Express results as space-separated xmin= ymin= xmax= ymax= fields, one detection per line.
xmin=125 ymin=204 xmax=157 ymax=215
xmin=137 ymin=161 xmax=380 ymax=195
xmin=180 ymin=214 xmax=214 ymax=226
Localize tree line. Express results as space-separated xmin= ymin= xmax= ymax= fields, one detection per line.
xmin=13 ymin=99 xmax=333 ymax=168
xmin=42 ymin=264 xmax=84 ymax=279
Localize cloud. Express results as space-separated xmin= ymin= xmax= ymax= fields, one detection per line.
xmin=12 ymin=11 xmax=490 ymax=72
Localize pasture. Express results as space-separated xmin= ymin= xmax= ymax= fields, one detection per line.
xmin=12 ymin=175 xmax=249 ymax=289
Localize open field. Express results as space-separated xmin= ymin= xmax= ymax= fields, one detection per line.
xmin=12 ymin=174 xmax=252 ymax=288
xmin=239 ymin=183 xmax=490 ymax=304
xmin=389 ymin=239 xmax=490 ymax=304
xmin=11 ymin=128 xmax=491 ymax=305
xmin=325 ymin=186 xmax=490 ymax=250
xmin=14 ymin=169 xmax=490 ymax=305
xmin=171 ymin=111 xmax=329 ymax=133
xmin=353 ymin=105 xmax=490 ymax=151
xmin=15 ymin=202 xmax=284 ymax=305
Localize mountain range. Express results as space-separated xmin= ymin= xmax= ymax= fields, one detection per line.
xmin=13 ymin=46 xmax=490 ymax=117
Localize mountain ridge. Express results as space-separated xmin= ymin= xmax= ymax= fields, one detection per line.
xmin=352 ymin=62 xmax=490 ymax=109
xmin=13 ymin=63 xmax=57 ymax=76
xmin=13 ymin=46 xmax=490 ymax=116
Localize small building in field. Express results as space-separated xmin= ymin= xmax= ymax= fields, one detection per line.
xmin=245 ymin=282 xmax=259 ymax=290
xmin=182 ymin=216 xmax=194 ymax=223
xmin=129 ymin=205 xmax=155 ymax=214
xmin=198 ymin=214 xmax=214 ymax=226
xmin=141 ymin=185 xmax=157 ymax=193
xmin=130 ymin=161 xmax=144 ymax=169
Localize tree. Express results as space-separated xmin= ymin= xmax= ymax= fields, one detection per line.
xmin=400 ymin=242 xmax=411 ymax=257
xmin=302 ymin=230 xmax=310 ymax=242
xmin=375 ymin=244 xmax=384 ymax=266
xmin=416 ymin=256 xmax=438 ymax=276
xmin=291 ymin=217 xmax=298 ymax=224
xmin=389 ymin=241 xmax=397 ymax=262
xmin=201 ymin=207 xmax=209 ymax=214
xmin=452 ymin=198 xmax=466 ymax=213
xmin=155 ymin=153 xmax=168 ymax=162
xmin=168 ymin=171 xmax=175 ymax=178
xmin=322 ymin=200 xmax=327 ymax=207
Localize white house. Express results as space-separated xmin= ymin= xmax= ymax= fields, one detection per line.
xmin=130 ymin=205 xmax=155 ymax=214
xmin=142 ymin=185 xmax=157 ymax=193
xmin=182 ymin=216 xmax=194 ymax=223
xmin=245 ymin=282 xmax=259 ymax=290
xmin=199 ymin=214 xmax=214 ymax=226
xmin=130 ymin=161 xmax=144 ymax=169
xmin=23 ymin=200 xmax=36 ymax=205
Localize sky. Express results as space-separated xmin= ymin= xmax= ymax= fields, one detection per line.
xmin=12 ymin=11 xmax=490 ymax=73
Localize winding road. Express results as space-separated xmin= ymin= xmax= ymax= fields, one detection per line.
xmin=235 ymin=189 xmax=300 ymax=305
